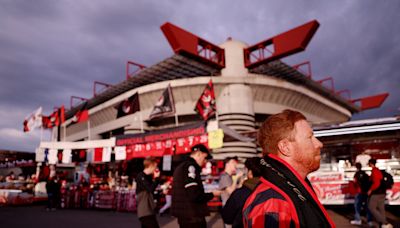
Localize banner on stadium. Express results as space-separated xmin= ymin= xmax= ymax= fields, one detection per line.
xmin=116 ymin=121 xmax=207 ymax=158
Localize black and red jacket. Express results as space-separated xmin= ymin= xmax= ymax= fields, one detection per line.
xmin=243 ymin=154 xmax=335 ymax=228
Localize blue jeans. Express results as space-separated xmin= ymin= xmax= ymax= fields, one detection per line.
xmin=354 ymin=193 xmax=372 ymax=221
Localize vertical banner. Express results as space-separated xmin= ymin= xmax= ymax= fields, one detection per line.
xmin=35 ymin=148 xmax=45 ymax=162
xmin=102 ymin=147 xmax=112 ymax=162
xmin=115 ymin=146 xmax=127 ymax=161
xmin=162 ymin=155 xmax=172 ymax=171
xmin=62 ymin=149 xmax=72 ymax=164
xmin=48 ymin=149 xmax=58 ymax=165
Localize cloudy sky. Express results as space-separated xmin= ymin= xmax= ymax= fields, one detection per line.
xmin=1 ymin=0 xmax=399 ymax=152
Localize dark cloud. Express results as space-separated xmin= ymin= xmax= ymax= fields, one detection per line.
xmin=1 ymin=0 xmax=399 ymax=152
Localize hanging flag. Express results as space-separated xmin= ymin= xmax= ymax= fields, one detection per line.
xmin=35 ymin=148 xmax=45 ymax=162
xmin=59 ymin=105 xmax=65 ymax=124
xmin=195 ymin=79 xmax=216 ymax=120
xmin=71 ymin=149 xmax=86 ymax=163
xmin=115 ymin=146 xmax=127 ymax=161
xmin=23 ymin=107 xmax=43 ymax=132
xmin=116 ymin=92 xmax=140 ymax=118
xmin=57 ymin=150 xmax=63 ymax=163
xmin=62 ymin=149 xmax=72 ymax=164
xmin=149 ymin=84 xmax=175 ymax=120
xmin=86 ymin=148 xmax=94 ymax=163
xmin=102 ymin=147 xmax=112 ymax=162
xmin=71 ymin=102 xmax=89 ymax=123
xmin=94 ymin=148 xmax=103 ymax=162
xmin=48 ymin=149 xmax=58 ymax=165
xmin=43 ymin=105 xmax=65 ymax=129
xmin=44 ymin=149 xmax=49 ymax=163
xmin=42 ymin=110 xmax=59 ymax=129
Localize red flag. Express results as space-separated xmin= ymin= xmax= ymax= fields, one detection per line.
xmin=59 ymin=105 xmax=65 ymax=124
xmin=42 ymin=116 xmax=51 ymax=129
xmin=115 ymin=92 xmax=140 ymax=118
xmin=195 ymin=79 xmax=216 ymax=120
xmin=42 ymin=106 xmax=65 ymax=129
xmin=149 ymin=84 xmax=175 ymax=120
xmin=94 ymin=148 xmax=103 ymax=162
xmin=72 ymin=102 xmax=89 ymax=123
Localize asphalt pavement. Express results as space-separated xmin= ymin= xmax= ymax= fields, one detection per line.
xmin=0 ymin=204 xmax=399 ymax=228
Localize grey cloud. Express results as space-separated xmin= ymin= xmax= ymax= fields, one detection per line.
xmin=1 ymin=0 xmax=399 ymax=152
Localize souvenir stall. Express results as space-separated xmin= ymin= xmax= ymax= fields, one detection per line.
xmin=35 ymin=121 xmax=225 ymax=212
xmin=0 ymin=151 xmax=37 ymax=206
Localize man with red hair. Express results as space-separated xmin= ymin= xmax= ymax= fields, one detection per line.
xmin=243 ymin=109 xmax=335 ymax=228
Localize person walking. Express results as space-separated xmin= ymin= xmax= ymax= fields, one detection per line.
xmin=218 ymin=156 xmax=243 ymax=207
xmin=171 ymin=144 xmax=221 ymax=228
xmin=243 ymin=109 xmax=335 ymax=227
xmin=221 ymin=157 xmax=262 ymax=228
xmin=367 ymin=158 xmax=392 ymax=228
xmin=159 ymin=176 xmax=173 ymax=216
xmin=350 ymin=162 xmax=372 ymax=225
xmin=136 ymin=156 xmax=160 ymax=228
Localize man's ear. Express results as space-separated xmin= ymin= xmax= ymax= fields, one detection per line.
xmin=277 ymin=139 xmax=291 ymax=157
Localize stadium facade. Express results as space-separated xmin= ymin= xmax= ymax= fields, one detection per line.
xmin=51 ymin=21 xmax=387 ymax=160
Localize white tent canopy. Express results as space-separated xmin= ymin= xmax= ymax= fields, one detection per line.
xmin=39 ymin=138 xmax=116 ymax=150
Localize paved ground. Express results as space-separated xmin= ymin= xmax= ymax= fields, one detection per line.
xmin=0 ymin=205 xmax=399 ymax=228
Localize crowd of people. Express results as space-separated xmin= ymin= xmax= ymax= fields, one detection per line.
xmin=134 ymin=109 xmax=394 ymax=228
xmin=2 ymin=109 xmax=394 ymax=228
xmin=350 ymin=159 xmax=393 ymax=228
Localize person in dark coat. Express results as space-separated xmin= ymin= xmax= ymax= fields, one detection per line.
xmin=350 ymin=162 xmax=372 ymax=225
xmin=171 ymin=144 xmax=221 ymax=228
xmin=221 ymin=157 xmax=262 ymax=228
xmin=136 ymin=156 xmax=160 ymax=228
xmin=46 ymin=176 xmax=59 ymax=211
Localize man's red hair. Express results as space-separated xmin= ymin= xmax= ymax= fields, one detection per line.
xmin=258 ymin=109 xmax=306 ymax=155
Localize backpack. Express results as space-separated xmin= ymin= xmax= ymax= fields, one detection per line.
xmin=355 ymin=170 xmax=370 ymax=193
xmin=380 ymin=170 xmax=394 ymax=190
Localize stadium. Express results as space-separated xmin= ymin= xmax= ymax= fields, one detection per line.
xmin=36 ymin=20 xmax=387 ymax=161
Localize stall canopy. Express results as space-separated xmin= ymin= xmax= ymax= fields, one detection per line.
xmin=37 ymin=120 xmax=257 ymax=161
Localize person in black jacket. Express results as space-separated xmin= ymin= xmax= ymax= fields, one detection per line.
xmin=350 ymin=162 xmax=372 ymax=225
xmin=221 ymin=157 xmax=262 ymax=228
xmin=136 ymin=156 xmax=160 ymax=228
xmin=171 ymin=144 xmax=221 ymax=228
xmin=46 ymin=176 xmax=59 ymax=211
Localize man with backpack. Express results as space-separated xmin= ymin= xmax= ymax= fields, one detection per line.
xmin=350 ymin=163 xmax=372 ymax=225
xmin=367 ymin=158 xmax=392 ymax=228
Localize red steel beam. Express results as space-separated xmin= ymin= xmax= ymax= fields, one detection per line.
xmin=93 ymin=81 xmax=113 ymax=97
xmin=70 ymin=96 xmax=89 ymax=109
xmin=336 ymin=89 xmax=351 ymax=100
xmin=292 ymin=61 xmax=312 ymax=78
xmin=244 ymin=20 xmax=319 ymax=68
xmin=317 ymin=76 xmax=335 ymax=92
xmin=161 ymin=22 xmax=225 ymax=69
xmin=351 ymin=93 xmax=389 ymax=111
xmin=126 ymin=61 xmax=146 ymax=80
